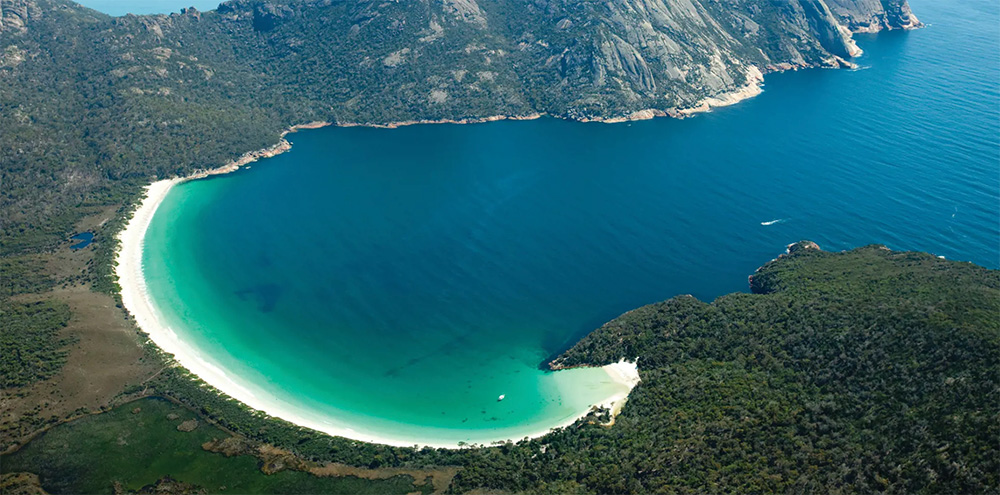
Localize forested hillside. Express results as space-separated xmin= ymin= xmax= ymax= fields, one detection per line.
xmin=453 ymin=242 xmax=999 ymax=493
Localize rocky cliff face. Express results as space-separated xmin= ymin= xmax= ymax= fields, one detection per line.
xmin=540 ymin=0 xmax=869 ymax=108
xmin=205 ymin=0 xmax=915 ymax=118
xmin=1 ymin=0 xmax=919 ymax=118
xmin=0 ymin=0 xmax=38 ymax=33
xmin=826 ymin=0 xmax=922 ymax=32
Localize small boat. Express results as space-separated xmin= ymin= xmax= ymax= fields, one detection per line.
xmin=497 ymin=394 xmax=505 ymax=401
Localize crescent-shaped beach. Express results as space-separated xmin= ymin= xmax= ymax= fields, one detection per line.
xmin=115 ymin=168 xmax=641 ymax=448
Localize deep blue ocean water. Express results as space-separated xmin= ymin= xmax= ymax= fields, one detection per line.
xmin=141 ymin=0 xmax=999 ymax=446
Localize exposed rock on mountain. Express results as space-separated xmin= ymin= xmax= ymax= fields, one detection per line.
xmin=827 ymin=0 xmax=922 ymax=32
xmin=0 ymin=0 xmax=39 ymax=33
xmin=443 ymin=0 xmax=487 ymax=27
xmin=0 ymin=0 xmax=919 ymax=116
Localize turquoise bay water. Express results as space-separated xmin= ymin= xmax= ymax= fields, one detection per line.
xmin=142 ymin=0 xmax=999 ymax=446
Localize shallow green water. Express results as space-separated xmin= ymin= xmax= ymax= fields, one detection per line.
xmin=144 ymin=176 xmax=629 ymax=445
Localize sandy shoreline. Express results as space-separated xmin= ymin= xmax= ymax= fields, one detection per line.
xmin=320 ymin=64 xmax=776 ymax=129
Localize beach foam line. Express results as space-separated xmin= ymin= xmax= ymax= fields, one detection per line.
xmin=115 ymin=160 xmax=643 ymax=450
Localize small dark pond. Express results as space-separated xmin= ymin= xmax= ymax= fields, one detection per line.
xmin=70 ymin=232 xmax=94 ymax=250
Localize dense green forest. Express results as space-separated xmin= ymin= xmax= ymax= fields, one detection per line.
xmin=11 ymin=242 xmax=989 ymax=494
xmin=0 ymin=299 xmax=73 ymax=388
xmin=523 ymin=243 xmax=999 ymax=493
